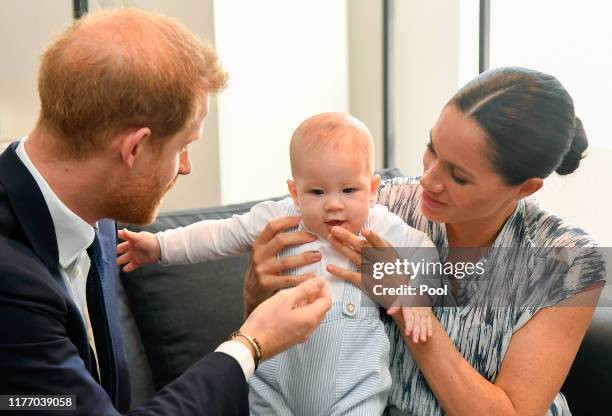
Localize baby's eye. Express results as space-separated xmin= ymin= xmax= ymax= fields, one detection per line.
xmin=310 ymin=189 xmax=324 ymax=196
xmin=342 ymin=188 xmax=356 ymax=194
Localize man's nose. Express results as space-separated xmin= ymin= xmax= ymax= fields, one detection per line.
xmin=178 ymin=148 xmax=192 ymax=175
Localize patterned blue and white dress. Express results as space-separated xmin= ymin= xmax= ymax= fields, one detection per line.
xmin=378 ymin=177 xmax=606 ymax=416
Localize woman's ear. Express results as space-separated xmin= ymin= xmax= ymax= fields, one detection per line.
xmin=287 ymin=179 xmax=300 ymax=206
xmin=370 ymin=175 xmax=381 ymax=204
xmin=516 ymin=177 xmax=543 ymax=199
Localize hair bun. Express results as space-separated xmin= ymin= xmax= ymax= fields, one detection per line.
xmin=555 ymin=117 xmax=588 ymax=175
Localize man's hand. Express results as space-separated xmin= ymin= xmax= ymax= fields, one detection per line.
xmin=240 ymin=276 xmax=331 ymax=359
xmin=116 ymin=228 xmax=161 ymax=272
xmin=244 ymin=216 xmax=321 ymax=316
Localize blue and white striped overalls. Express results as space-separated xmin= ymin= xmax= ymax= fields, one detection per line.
xmin=249 ymin=205 xmax=391 ymax=416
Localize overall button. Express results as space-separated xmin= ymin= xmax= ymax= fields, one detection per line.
xmin=344 ymin=302 xmax=356 ymax=316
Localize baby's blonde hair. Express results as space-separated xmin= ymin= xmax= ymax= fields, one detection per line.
xmin=289 ymin=112 xmax=374 ymax=177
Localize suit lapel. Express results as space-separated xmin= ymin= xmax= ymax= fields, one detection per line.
xmin=0 ymin=143 xmax=62 ymax=282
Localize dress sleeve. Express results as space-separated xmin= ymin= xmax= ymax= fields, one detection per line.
xmin=513 ymin=245 xmax=607 ymax=332
xmin=156 ymin=198 xmax=290 ymax=265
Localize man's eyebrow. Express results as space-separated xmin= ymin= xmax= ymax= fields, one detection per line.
xmin=428 ymin=130 xmax=476 ymax=180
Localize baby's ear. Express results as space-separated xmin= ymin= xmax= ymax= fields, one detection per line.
xmin=370 ymin=175 xmax=381 ymax=204
xmin=287 ymin=179 xmax=300 ymax=206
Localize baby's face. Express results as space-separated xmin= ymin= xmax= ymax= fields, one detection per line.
xmin=288 ymin=149 xmax=379 ymax=239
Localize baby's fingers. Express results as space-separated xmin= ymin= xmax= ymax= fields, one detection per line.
xmin=387 ymin=306 xmax=401 ymax=315
xmin=404 ymin=310 xmax=415 ymax=339
xmin=117 ymin=241 xmax=130 ymax=255
xmin=412 ymin=315 xmax=423 ymax=344
xmin=116 ymin=251 xmax=131 ymax=266
xmin=419 ymin=317 xmax=428 ymax=343
xmin=122 ymin=260 xmax=141 ymax=273
xmin=119 ymin=228 xmax=140 ymax=243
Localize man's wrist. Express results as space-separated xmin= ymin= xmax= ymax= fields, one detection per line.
xmin=229 ymin=330 xmax=262 ymax=369
xmin=215 ymin=341 xmax=255 ymax=381
xmin=233 ymin=336 xmax=256 ymax=360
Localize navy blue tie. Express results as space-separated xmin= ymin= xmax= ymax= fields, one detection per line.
xmin=86 ymin=228 xmax=115 ymax=398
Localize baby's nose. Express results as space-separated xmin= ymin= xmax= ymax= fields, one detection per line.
xmin=324 ymin=198 xmax=344 ymax=211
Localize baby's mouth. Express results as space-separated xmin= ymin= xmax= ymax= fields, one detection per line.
xmin=325 ymin=220 xmax=346 ymax=227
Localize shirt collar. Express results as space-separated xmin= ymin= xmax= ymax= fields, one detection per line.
xmin=15 ymin=139 xmax=95 ymax=268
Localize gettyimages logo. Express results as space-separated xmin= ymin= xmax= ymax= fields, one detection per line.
xmin=371 ymin=258 xmax=486 ymax=280
xmin=360 ymin=246 xmax=609 ymax=308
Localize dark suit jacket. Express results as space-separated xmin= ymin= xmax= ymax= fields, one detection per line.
xmin=0 ymin=142 xmax=249 ymax=415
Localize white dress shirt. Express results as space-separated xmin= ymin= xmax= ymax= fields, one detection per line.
xmin=15 ymin=139 xmax=255 ymax=382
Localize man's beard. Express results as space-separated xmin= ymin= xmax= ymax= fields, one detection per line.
xmin=106 ymin=173 xmax=178 ymax=226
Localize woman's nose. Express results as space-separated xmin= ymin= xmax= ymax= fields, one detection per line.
xmin=420 ymin=162 xmax=444 ymax=193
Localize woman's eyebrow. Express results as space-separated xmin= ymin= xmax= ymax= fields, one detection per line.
xmin=429 ymin=130 xmax=476 ymax=180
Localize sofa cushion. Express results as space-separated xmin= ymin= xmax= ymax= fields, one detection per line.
xmin=120 ymin=168 xmax=404 ymax=393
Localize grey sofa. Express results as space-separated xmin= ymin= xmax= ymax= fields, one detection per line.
xmin=116 ymin=169 xmax=611 ymax=415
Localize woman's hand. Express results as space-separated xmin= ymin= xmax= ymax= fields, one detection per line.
xmin=325 ymin=226 xmax=388 ymax=289
xmin=244 ymin=216 xmax=322 ymax=316
xmin=327 ymin=226 xmax=419 ymax=309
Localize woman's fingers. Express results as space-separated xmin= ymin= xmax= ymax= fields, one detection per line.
xmin=259 ymin=251 xmax=322 ymax=275
xmin=256 ymin=216 xmax=302 ymax=243
xmin=281 ymin=272 xmax=316 ymax=288
xmin=330 ymin=226 xmax=368 ymax=251
xmin=256 ymin=230 xmax=318 ymax=262
xmin=263 ymin=273 xmax=316 ymax=293
xmin=327 ymin=235 xmax=362 ymax=265
xmin=362 ymin=228 xmax=392 ymax=248
xmin=326 ymin=264 xmax=362 ymax=288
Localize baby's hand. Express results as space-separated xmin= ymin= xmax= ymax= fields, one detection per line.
xmin=116 ymin=229 xmax=161 ymax=272
xmin=400 ymin=307 xmax=433 ymax=344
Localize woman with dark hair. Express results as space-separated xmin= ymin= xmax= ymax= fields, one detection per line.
xmin=244 ymin=67 xmax=605 ymax=415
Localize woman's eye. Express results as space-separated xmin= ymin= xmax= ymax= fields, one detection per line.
xmin=342 ymin=188 xmax=356 ymax=194
xmin=425 ymin=141 xmax=436 ymax=155
xmin=310 ymin=189 xmax=324 ymax=196
xmin=452 ymin=174 xmax=468 ymax=185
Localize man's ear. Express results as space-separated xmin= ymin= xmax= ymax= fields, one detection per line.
xmin=516 ymin=177 xmax=543 ymax=199
xmin=287 ymin=179 xmax=299 ymax=206
xmin=118 ymin=127 xmax=152 ymax=168
xmin=370 ymin=174 xmax=381 ymax=204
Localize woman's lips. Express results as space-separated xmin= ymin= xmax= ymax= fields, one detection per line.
xmin=422 ymin=191 xmax=447 ymax=211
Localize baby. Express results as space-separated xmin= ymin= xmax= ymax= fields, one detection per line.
xmin=117 ymin=113 xmax=436 ymax=415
